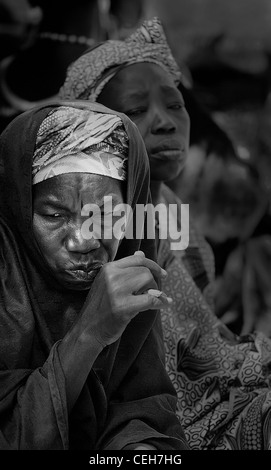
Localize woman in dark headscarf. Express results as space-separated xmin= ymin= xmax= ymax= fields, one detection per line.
xmin=0 ymin=100 xmax=189 ymax=450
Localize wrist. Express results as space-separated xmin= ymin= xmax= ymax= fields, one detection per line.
xmin=59 ymin=326 xmax=104 ymax=373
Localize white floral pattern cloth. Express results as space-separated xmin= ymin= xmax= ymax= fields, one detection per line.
xmin=33 ymin=106 xmax=128 ymax=184
xmin=159 ymin=186 xmax=271 ymax=450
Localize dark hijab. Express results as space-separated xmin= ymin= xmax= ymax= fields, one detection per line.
xmin=0 ymin=101 xmax=188 ymax=450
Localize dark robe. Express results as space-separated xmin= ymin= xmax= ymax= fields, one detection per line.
xmin=0 ymin=101 xmax=189 ymax=450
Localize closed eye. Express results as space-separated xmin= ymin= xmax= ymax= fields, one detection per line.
xmin=44 ymin=213 xmax=63 ymax=219
xmin=126 ymin=107 xmax=146 ymax=117
xmin=168 ymin=102 xmax=185 ymax=110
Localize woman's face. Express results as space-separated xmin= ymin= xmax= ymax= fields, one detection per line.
xmin=33 ymin=173 xmax=124 ymax=290
xmin=98 ymin=62 xmax=190 ymax=182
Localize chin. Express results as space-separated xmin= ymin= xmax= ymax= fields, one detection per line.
xmin=62 ymin=279 xmax=95 ymax=291
xmin=55 ymin=278 xmax=93 ymax=291
xmin=151 ymin=162 xmax=186 ymax=182
xmin=51 ymin=272 xmax=98 ymax=291
xmin=153 ymin=168 xmax=185 ymax=183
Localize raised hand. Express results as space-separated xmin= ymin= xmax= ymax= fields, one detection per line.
xmin=80 ymin=250 xmax=172 ymax=347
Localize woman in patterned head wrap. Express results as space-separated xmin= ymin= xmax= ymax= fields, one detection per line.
xmin=59 ymin=18 xmax=271 ymax=450
xmin=0 ymin=100 xmax=190 ymax=450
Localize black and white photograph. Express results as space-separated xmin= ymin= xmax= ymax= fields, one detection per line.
xmin=0 ymin=0 xmax=270 ymax=461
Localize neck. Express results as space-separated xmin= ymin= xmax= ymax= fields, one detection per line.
xmin=150 ymin=180 xmax=163 ymax=206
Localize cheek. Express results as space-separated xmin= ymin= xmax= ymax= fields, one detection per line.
xmin=131 ymin=117 xmax=149 ymax=141
xmin=33 ymin=216 xmax=47 ymax=250
xmin=33 ymin=217 xmax=63 ymax=265
xmin=179 ymin=112 xmax=190 ymax=139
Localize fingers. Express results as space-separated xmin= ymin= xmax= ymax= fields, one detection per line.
xmin=114 ymin=250 xmax=168 ymax=280
xmin=131 ymin=269 xmax=158 ymax=294
xmin=103 ymin=251 xmax=171 ymax=316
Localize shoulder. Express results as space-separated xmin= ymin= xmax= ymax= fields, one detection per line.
xmin=161 ymin=184 xmax=215 ymax=282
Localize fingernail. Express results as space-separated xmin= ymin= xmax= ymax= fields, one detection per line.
xmin=134 ymin=250 xmax=145 ymax=256
xmin=161 ymin=269 xmax=168 ymax=277
xmin=147 ymin=289 xmax=163 ymax=297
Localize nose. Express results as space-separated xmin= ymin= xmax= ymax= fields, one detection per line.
xmin=66 ymin=224 xmax=100 ymax=254
xmin=151 ymin=105 xmax=177 ymax=134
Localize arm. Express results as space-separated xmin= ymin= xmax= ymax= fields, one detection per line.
xmin=57 ymin=251 xmax=171 ymax=412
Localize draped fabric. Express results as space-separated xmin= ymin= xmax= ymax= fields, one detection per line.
xmin=159 ymin=185 xmax=271 ymax=449
xmin=0 ymin=101 xmax=189 ymax=450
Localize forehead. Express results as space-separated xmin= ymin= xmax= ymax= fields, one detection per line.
xmin=107 ymin=62 xmax=178 ymax=98
xmin=33 ymin=173 xmax=123 ymax=202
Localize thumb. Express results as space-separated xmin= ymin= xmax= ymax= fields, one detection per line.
xmin=134 ymin=250 xmax=145 ymax=257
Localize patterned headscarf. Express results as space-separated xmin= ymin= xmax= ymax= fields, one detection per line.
xmin=32 ymin=106 xmax=128 ymax=184
xmin=59 ymin=17 xmax=183 ymax=102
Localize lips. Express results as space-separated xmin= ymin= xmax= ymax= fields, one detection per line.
xmin=68 ymin=269 xmax=100 ymax=282
xmin=69 ymin=262 xmax=103 ymax=273
xmin=150 ymin=140 xmax=185 ymax=161
xmin=64 ymin=263 xmax=103 ymax=285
